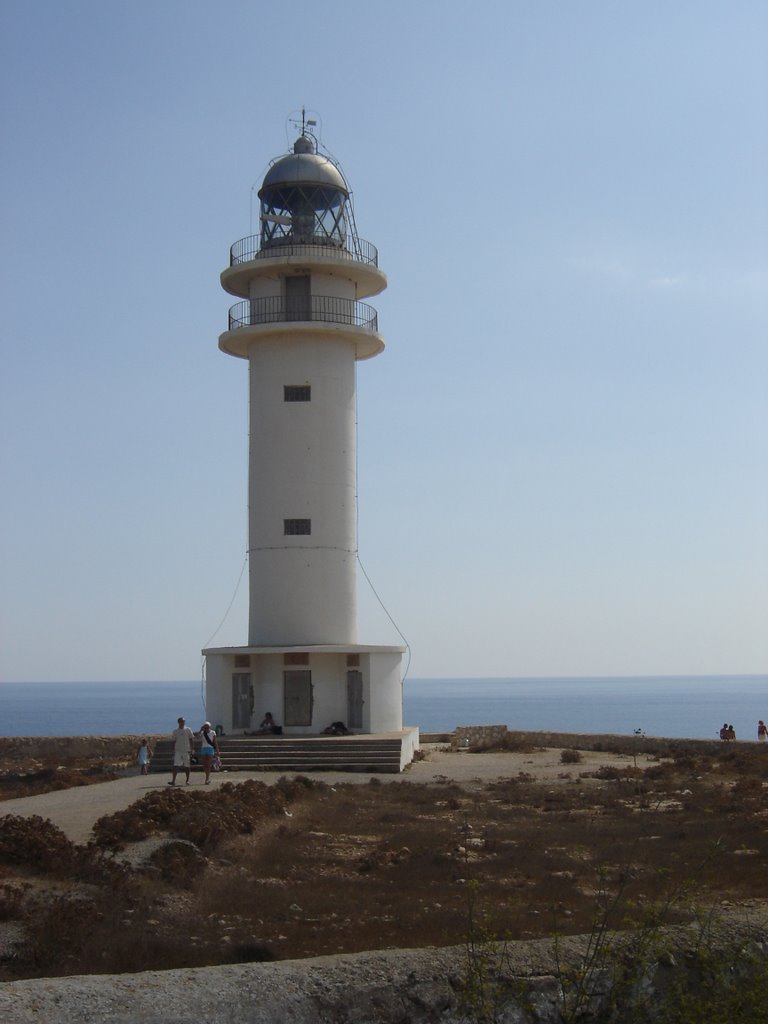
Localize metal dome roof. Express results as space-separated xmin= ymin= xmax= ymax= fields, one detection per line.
xmin=259 ymin=136 xmax=349 ymax=197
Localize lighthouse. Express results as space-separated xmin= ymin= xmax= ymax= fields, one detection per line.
xmin=203 ymin=121 xmax=411 ymax=758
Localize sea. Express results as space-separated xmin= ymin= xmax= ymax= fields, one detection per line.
xmin=2 ymin=675 xmax=767 ymax=741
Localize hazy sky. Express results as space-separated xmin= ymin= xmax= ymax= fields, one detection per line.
xmin=1 ymin=1 xmax=766 ymax=682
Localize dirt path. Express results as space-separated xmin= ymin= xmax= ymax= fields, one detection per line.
xmin=0 ymin=745 xmax=640 ymax=844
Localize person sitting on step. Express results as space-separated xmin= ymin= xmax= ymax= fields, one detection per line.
xmin=254 ymin=712 xmax=281 ymax=735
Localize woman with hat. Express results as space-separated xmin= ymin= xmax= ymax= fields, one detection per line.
xmin=198 ymin=721 xmax=220 ymax=784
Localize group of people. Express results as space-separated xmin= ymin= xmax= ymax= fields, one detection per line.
xmin=168 ymin=717 xmax=221 ymax=785
xmin=134 ymin=716 xmax=224 ymax=785
xmin=718 ymin=721 xmax=768 ymax=742
xmin=136 ymin=712 xmax=286 ymax=783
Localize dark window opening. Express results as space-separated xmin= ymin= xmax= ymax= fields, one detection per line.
xmin=284 ymin=385 xmax=311 ymax=402
xmin=284 ymin=519 xmax=311 ymax=536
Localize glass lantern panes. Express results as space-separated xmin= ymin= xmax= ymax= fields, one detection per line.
xmin=261 ymin=185 xmax=348 ymax=249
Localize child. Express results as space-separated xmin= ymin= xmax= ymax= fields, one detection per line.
xmin=135 ymin=738 xmax=153 ymax=775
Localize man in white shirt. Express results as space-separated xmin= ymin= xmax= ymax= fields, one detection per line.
xmin=168 ymin=716 xmax=195 ymax=786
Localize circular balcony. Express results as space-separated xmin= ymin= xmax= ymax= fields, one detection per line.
xmin=228 ymin=296 xmax=377 ymax=331
xmin=230 ymin=234 xmax=378 ymax=268
xmin=221 ymin=235 xmax=386 ymax=302
xmin=220 ymin=296 xmax=383 ymax=361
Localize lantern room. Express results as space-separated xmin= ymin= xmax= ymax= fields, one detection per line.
xmin=259 ymin=134 xmax=349 ymax=249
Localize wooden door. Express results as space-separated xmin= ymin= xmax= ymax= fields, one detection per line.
xmin=231 ymin=673 xmax=251 ymax=729
xmin=346 ymin=670 xmax=363 ymax=729
xmin=285 ymin=274 xmax=310 ymax=321
xmin=284 ymin=670 xmax=312 ymax=726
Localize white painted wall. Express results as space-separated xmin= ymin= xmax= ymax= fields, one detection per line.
xmin=205 ymin=648 xmax=404 ymax=736
xmin=204 ymin=653 xmax=230 ymax=732
xmin=366 ymin=651 xmax=404 ymax=732
xmin=247 ymin=336 xmax=357 ymax=645
xmin=247 ymin=273 xmax=280 ymax=299
xmin=311 ymin=271 xmax=356 ymax=300
xmin=249 ymin=653 xmax=283 ymax=727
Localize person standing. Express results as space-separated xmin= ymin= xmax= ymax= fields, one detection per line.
xmin=168 ymin=716 xmax=195 ymax=785
xmin=135 ymin=737 xmax=153 ymax=775
xmin=197 ymin=721 xmax=220 ymax=784
xmin=758 ymin=721 xmax=767 ymax=742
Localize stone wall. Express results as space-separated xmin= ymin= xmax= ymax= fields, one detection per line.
xmin=451 ymin=724 xmax=508 ymax=749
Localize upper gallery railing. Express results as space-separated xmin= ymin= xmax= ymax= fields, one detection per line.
xmin=230 ymin=234 xmax=378 ymax=268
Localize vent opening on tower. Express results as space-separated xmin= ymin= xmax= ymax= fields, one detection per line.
xmin=284 ymin=519 xmax=311 ymax=535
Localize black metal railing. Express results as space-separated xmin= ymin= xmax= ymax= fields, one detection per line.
xmin=229 ymin=234 xmax=378 ymax=268
xmin=227 ymin=296 xmax=378 ymax=332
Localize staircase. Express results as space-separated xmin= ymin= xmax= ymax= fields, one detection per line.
xmin=150 ymin=735 xmax=404 ymax=775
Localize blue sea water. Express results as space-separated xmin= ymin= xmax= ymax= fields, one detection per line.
xmin=2 ymin=680 xmax=207 ymax=738
xmin=2 ymin=675 xmax=767 ymax=741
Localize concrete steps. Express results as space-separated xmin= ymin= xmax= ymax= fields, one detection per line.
xmin=149 ymin=736 xmax=403 ymax=774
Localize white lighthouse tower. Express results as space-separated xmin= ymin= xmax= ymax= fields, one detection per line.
xmin=203 ymin=120 xmax=412 ymax=761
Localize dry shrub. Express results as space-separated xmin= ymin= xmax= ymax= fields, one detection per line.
xmin=92 ymin=787 xmax=191 ymax=847
xmin=17 ymin=889 xmax=221 ymax=977
xmin=590 ymin=764 xmax=643 ymax=781
xmin=148 ymin=840 xmax=206 ymax=886
xmin=715 ymin=748 xmax=768 ymax=780
xmin=644 ymin=760 xmax=684 ymax=782
xmin=560 ymin=748 xmax=583 ymax=764
xmin=93 ymin=778 xmax=320 ymax=851
xmin=483 ymin=778 xmax=532 ymax=805
xmin=170 ymin=803 xmax=247 ymax=850
xmin=0 ymin=881 xmax=26 ymax=920
xmin=0 ymin=815 xmax=81 ymax=875
xmin=0 ymin=765 xmax=122 ymax=803
xmin=732 ymin=776 xmax=765 ymax=798
xmin=229 ymin=941 xmax=278 ymax=963
xmin=273 ymin=774 xmax=323 ymax=800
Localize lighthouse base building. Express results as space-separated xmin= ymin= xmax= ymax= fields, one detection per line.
xmin=203 ymin=645 xmax=414 ymax=764
xmin=202 ymin=123 xmax=415 ymax=767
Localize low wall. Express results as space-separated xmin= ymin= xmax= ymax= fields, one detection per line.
xmin=400 ymin=726 xmax=420 ymax=769
xmin=452 ymin=724 xmax=508 ymax=749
